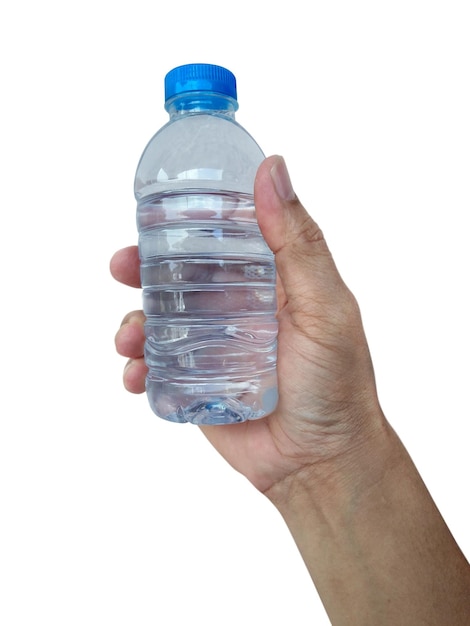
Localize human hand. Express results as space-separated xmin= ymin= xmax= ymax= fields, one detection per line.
xmin=110 ymin=155 xmax=384 ymax=495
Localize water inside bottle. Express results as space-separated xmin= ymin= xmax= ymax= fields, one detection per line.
xmin=138 ymin=191 xmax=278 ymax=424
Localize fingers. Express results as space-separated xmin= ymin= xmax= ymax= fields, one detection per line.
xmin=123 ymin=357 xmax=147 ymax=394
xmin=115 ymin=310 xmax=146 ymax=358
xmin=111 ymin=248 xmax=146 ymax=392
xmin=115 ymin=310 xmax=147 ymax=394
xmin=110 ymin=245 xmax=141 ymax=288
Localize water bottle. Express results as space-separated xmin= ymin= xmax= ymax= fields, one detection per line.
xmin=135 ymin=63 xmax=278 ymax=425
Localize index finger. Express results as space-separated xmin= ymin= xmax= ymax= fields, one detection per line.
xmin=110 ymin=245 xmax=141 ymax=288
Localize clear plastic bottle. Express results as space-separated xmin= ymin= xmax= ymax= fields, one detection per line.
xmin=135 ymin=63 xmax=278 ymax=424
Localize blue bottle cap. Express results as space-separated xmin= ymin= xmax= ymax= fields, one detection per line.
xmin=164 ymin=63 xmax=238 ymax=105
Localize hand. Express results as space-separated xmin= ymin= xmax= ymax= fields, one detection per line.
xmin=111 ymin=156 xmax=470 ymax=625
xmin=110 ymin=155 xmax=384 ymax=494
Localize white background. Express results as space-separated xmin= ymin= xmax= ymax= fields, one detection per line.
xmin=1 ymin=1 xmax=469 ymax=624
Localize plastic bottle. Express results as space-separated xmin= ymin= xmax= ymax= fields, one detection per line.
xmin=135 ymin=63 xmax=278 ymax=425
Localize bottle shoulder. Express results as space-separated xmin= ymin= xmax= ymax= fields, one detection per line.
xmin=135 ymin=113 xmax=264 ymax=199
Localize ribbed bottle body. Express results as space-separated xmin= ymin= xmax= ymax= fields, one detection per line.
xmin=137 ymin=190 xmax=278 ymax=424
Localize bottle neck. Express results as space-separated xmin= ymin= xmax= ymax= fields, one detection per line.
xmin=165 ymin=92 xmax=238 ymax=120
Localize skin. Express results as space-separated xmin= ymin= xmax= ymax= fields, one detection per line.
xmin=110 ymin=155 xmax=470 ymax=625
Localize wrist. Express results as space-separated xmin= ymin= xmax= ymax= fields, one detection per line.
xmin=265 ymin=409 xmax=394 ymax=514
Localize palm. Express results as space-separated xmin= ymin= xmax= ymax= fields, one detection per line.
xmin=202 ymin=288 xmax=377 ymax=493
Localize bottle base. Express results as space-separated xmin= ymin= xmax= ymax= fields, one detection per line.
xmin=160 ymin=397 xmax=267 ymax=425
xmin=146 ymin=377 xmax=278 ymax=425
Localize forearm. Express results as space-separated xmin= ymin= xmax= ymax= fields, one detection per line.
xmin=266 ymin=418 xmax=470 ymax=625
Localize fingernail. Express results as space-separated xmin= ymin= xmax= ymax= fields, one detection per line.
xmin=270 ymin=156 xmax=296 ymax=201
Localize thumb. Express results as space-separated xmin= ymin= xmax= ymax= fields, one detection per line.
xmin=254 ymin=155 xmax=344 ymax=305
